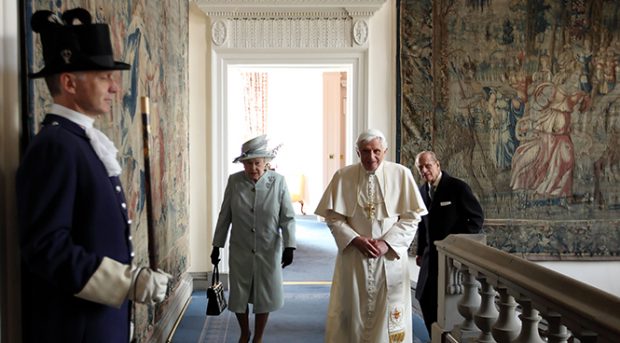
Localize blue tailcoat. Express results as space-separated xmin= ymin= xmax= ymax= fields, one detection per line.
xmin=16 ymin=115 xmax=134 ymax=343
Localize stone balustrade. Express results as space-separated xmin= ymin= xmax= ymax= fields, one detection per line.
xmin=432 ymin=234 xmax=620 ymax=343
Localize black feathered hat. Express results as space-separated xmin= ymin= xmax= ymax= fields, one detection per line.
xmin=29 ymin=7 xmax=130 ymax=78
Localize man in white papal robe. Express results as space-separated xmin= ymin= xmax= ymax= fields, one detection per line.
xmin=315 ymin=129 xmax=428 ymax=343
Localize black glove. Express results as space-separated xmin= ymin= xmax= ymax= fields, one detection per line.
xmin=210 ymin=247 xmax=220 ymax=265
xmin=281 ymin=247 xmax=295 ymax=268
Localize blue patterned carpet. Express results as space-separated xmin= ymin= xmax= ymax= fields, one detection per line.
xmin=171 ymin=218 xmax=430 ymax=343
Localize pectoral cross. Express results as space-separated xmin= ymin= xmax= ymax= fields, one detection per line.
xmin=365 ymin=202 xmax=376 ymax=220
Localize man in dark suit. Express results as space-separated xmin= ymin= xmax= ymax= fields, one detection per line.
xmin=17 ymin=8 xmax=170 ymax=342
xmin=413 ymin=151 xmax=484 ymax=337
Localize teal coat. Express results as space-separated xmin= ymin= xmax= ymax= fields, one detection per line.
xmin=213 ymin=170 xmax=296 ymax=313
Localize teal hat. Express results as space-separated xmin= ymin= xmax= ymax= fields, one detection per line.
xmin=233 ymin=135 xmax=277 ymax=163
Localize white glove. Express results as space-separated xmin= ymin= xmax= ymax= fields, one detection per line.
xmin=128 ymin=266 xmax=172 ymax=304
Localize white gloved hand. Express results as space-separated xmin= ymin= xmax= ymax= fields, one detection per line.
xmin=128 ymin=266 xmax=172 ymax=304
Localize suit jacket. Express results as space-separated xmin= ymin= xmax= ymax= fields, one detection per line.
xmin=415 ymin=171 xmax=483 ymax=302
xmin=16 ymin=115 xmax=134 ymax=343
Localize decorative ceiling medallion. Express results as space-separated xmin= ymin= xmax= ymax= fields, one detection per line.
xmin=212 ymin=20 xmax=227 ymax=46
xmin=353 ymin=20 xmax=368 ymax=45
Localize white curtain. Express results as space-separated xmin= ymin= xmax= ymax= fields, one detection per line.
xmin=242 ymin=72 xmax=269 ymax=137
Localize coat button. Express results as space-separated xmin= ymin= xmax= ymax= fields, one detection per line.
xmin=252 ymin=249 xmax=256 ymax=254
xmin=128 ymin=235 xmax=133 ymax=241
xmin=121 ymin=202 xmax=127 ymax=209
xmin=115 ymin=185 xmax=121 ymax=192
xmin=251 ymin=228 xmax=256 ymax=232
xmin=130 ymin=252 xmax=135 ymax=257
xmin=250 ymin=208 xmax=254 ymax=212
xmin=252 ymin=188 xmax=255 ymax=192
xmin=127 ymin=219 xmax=132 ymax=225
xmin=51 ymin=121 xmax=59 ymax=126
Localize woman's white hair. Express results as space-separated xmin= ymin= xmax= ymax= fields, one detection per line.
xmin=356 ymin=129 xmax=388 ymax=149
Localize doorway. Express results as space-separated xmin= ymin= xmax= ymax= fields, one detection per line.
xmin=225 ymin=65 xmax=354 ymax=213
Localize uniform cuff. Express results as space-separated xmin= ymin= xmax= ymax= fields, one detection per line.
xmin=75 ymin=257 xmax=132 ymax=308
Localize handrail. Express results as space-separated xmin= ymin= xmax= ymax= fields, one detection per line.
xmin=435 ymin=234 xmax=620 ymax=342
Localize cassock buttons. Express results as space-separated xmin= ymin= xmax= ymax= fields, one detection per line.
xmin=128 ymin=219 xmax=133 ymax=225
xmin=121 ymin=202 xmax=127 ymax=209
xmin=130 ymin=252 xmax=135 ymax=257
xmin=128 ymin=235 xmax=133 ymax=241
xmin=115 ymin=185 xmax=121 ymax=192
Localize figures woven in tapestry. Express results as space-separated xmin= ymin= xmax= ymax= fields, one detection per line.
xmin=24 ymin=1 xmax=190 ymax=340
xmin=399 ymin=0 xmax=620 ymax=259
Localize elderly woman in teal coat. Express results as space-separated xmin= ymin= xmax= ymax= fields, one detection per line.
xmin=211 ymin=135 xmax=296 ymax=343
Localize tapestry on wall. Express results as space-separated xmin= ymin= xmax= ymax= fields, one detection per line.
xmin=399 ymin=0 xmax=620 ymax=260
xmin=23 ymin=1 xmax=189 ymax=340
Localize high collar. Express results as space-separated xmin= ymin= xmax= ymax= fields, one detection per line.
xmin=49 ymin=103 xmax=95 ymax=129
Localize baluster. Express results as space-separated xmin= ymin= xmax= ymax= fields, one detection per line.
xmin=491 ymin=287 xmax=520 ymax=342
xmin=457 ymin=266 xmax=481 ymax=334
xmin=544 ymin=312 xmax=568 ymax=343
xmin=511 ymin=298 xmax=545 ymax=343
xmin=447 ymin=258 xmax=461 ymax=295
xmin=474 ymin=277 xmax=498 ymax=342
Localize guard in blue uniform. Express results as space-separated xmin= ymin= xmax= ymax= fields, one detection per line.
xmin=17 ymin=8 xmax=171 ymax=343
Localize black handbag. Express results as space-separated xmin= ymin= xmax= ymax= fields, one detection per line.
xmin=206 ymin=264 xmax=227 ymax=316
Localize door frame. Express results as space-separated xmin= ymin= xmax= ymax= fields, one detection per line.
xmin=208 ymin=51 xmax=367 ymax=271
xmin=210 ymin=51 xmax=367 ymax=205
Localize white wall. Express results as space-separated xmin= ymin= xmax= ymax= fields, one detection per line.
xmin=367 ymin=0 xmax=397 ymax=161
xmin=188 ymin=3 xmax=211 ymax=273
xmin=538 ymin=261 xmax=620 ymax=297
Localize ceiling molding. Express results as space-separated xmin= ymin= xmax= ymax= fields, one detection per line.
xmin=194 ymin=0 xmax=386 ymax=49
xmin=194 ymin=0 xmax=386 ymax=19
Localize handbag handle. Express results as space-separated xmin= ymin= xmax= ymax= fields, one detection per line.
xmin=211 ymin=264 xmax=220 ymax=286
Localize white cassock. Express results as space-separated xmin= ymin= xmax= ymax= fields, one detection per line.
xmin=315 ymin=161 xmax=427 ymax=343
